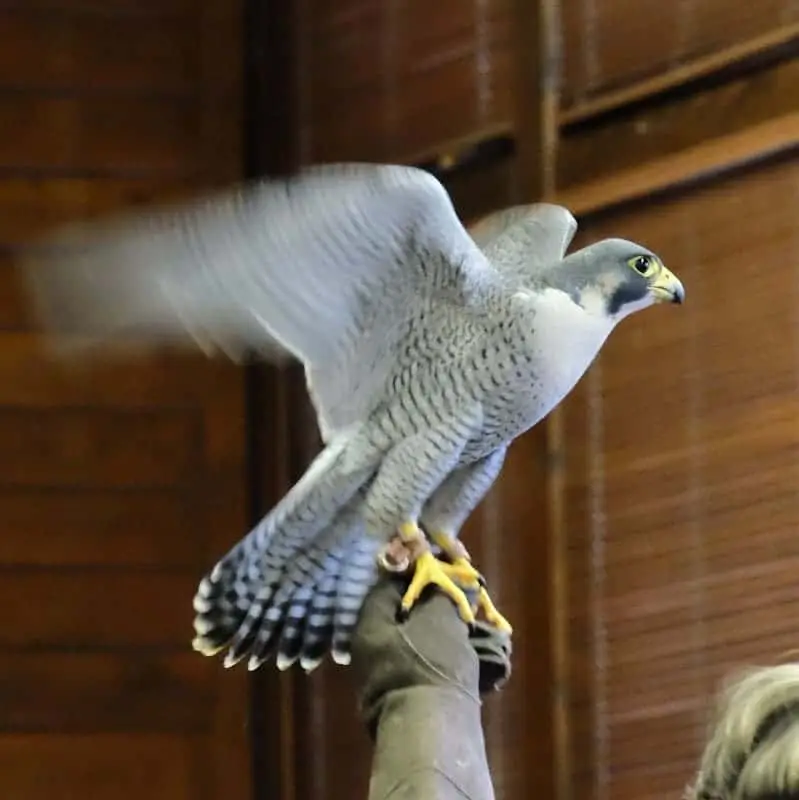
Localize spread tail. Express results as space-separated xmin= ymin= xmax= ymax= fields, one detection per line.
xmin=191 ymin=434 xmax=378 ymax=663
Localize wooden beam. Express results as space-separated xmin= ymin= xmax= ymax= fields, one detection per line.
xmin=509 ymin=1 xmax=573 ymax=800
xmin=558 ymin=57 xmax=799 ymax=191
xmin=510 ymin=0 xmax=558 ymax=200
xmin=560 ymin=111 xmax=799 ymax=217
xmin=243 ymin=0 xmax=303 ymax=799
xmin=404 ymin=33 xmax=797 ymax=198
xmin=561 ymin=23 xmax=799 ymax=126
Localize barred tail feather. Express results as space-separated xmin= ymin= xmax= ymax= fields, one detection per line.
xmin=297 ymin=543 xmax=348 ymax=672
xmin=241 ymin=499 xmax=365 ymax=669
xmin=274 ymin=536 xmax=355 ymax=672
xmin=273 ymin=583 xmax=315 ymax=671
xmin=331 ymin=535 xmax=381 ymax=665
xmin=243 ymin=548 xmax=333 ymax=670
xmin=191 ymin=434 xmax=378 ymax=661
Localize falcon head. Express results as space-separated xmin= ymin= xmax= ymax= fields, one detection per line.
xmin=567 ymin=237 xmax=685 ymax=320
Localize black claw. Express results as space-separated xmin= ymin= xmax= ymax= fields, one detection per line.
xmin=395 ymin=604 xmax=410 ymax=624
xmin=477 ymin=573 xmax=487 ymax=588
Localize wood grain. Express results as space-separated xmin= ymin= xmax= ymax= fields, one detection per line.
xmin=0 ymin=733 xmax=196 ymax=800
xmin=0 ymin=177 xmax=194 ymax=243
xmin=0 ymin=335 xmax=214 ymax=404
xmin=0 ymin=10 xmax=196 ymax=93
xmin=560 ymin=111 xmax=799 ymax=216
xmin=560 ymin=0 xmax=798 ymax=108
xmin=0 ymin=0 xmax=249 ymax=797
xmin=0 ymin=408 xmax=199 ymax=487
xmin=559 ymin=57 xmax=799 ymax=192
xmin=294 ymin=0 xmax=513 ymax=164
xmin=0 ymin=94 xmax=197 ymax=174
xmin=0 ymin=652 xmax=211 ymax=732
xmin=0 ymin=488 xmax=198 ymax=567
xmin=563 ymin=155 xmax=799 ymax=800
xmin=561 ymin=22 xmax=799 ymax=125
xmin=0 ymin=570 xmax=197 ymax=648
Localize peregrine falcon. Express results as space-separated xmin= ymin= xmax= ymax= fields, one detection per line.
xmin=18 ymin=163 xmax=685 ymax=672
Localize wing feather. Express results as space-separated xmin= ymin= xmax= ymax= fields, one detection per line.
xmin=468 ymin=202 xmax=578 ymax=286
xmin=18 ymin=163 xmax=497 ymax=439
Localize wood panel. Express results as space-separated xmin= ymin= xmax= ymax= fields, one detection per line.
xmin=0 ymin=487 xmax=199 ymax=567
xmin=0 ymin=94 xmax=199 ymax=174
xmin=562 ymin=154 xmax=799 ymax=800
xmin=4 ymin=0 xmax=194 ymax=13
xmin=0 ymin=10 xmax=197 ymax=93
xmin=0 ymin=734 xmax=196 ymax=800
xmin=0 ymin=571 xmax=198 ymax=647
xmin=0 ymin=409 xmax=199 ymax=487
xmin=560 ymin=0 xmax=799 ymax=108
xmin=558 ymin=58 xmax=799 ymax=191
xmin=0 ymin=336 xmax=216 ymax=404
xmin=0 ymin=653 xmax=210 ymax=732
xmin=0 ymin=178 xmax=194 ymax=244
xmin=0 ymin=0 xmax=250 ymax=799
xmin=293 ymin=0 xmax=512 ymax=164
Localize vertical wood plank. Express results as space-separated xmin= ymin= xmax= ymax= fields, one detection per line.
xmin=0 ymin=2 xmax=250 ymax=799
xmin=243 ymin=0 xmax=304 ymax=799
xmin=196 ymin=0 xmax=251 ymax=795
xmin=497 ymin=0 xmax=572 ymax=799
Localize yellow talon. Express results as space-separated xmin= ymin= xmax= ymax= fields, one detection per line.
xmin=428 ymin=529 xmax=513 ymax=634
xmin=429 ymin=529 xmax=471 ymax=562
xmin=399 ymin=550 xmax=477 ymax=625
xmin=477 ymin=587 xmax=513 ymax=634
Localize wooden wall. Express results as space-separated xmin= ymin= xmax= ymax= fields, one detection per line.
xmin=9 ymin=3 xmax=794 ymax=800
xmin=282 ymin=0 xmax=799 ymax=164
xmin=564 ymin=151 xmax=799 ymax=800
xmin=246 ymin=1 xmax=799 ymax=800
xmin=0 ymin=2 xmax=251 ymax=799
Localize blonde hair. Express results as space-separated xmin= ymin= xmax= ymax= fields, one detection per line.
xmin=686 ymin=663 xmax=799 ymax=800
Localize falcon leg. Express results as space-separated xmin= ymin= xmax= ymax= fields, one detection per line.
xmin=417 ymin=447 xmax=513 ymax=633
xmin=396 ymin=522 xmax=477 ymax=626
xmin=428 ymin=530 xmax=513 ymax=634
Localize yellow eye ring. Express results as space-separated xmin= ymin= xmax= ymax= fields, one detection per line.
xmin=628 ymin=255 xmax=657 ymax=277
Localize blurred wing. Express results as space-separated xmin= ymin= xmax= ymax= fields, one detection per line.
xmin=18 ymin=162 xmax=497 ymax=439
xmin=468 ymin=202 xmax=578 ymax=286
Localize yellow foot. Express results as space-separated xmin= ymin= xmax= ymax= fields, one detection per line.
xmin=429 ymin=529 xmax=473 ymax=563
xmin=429 ymin=529 xmax=514 ymax=634
xmin=477 ymin=587 xmax=513 ymax=633
xmin=399 ymin=550 xmax=477 ymax=625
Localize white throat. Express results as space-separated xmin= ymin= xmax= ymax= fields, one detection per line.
xmin=519 ymin=286 xmax=618 ymax=400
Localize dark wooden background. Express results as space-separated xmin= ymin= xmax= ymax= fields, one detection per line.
xmin=0 ymin=0 xmax=797 ymax=798
xmin=0 ymin=1 xmax=250 ymax=798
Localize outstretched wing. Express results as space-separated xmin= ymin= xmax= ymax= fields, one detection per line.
xmin=468 ymin=202 xmax=578 ymax=287
xmin=18 ymin=163 xmax=498 ymax=440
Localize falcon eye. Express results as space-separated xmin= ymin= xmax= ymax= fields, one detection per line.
xmin=628 ymin=255 xmax=654 ymax=276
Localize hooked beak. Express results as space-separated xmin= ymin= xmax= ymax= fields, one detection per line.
xmin=650 ymin=266 xmax=685 ymax=305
